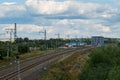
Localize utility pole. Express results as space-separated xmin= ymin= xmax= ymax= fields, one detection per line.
xmin=14 ymin=23 xmax=17 ymax=42
xmin=6 ymin=23 xmax=21 ymax=80
xmin=44 ymin=29 xmax=47 ymax=40
xmin=39 ymin=29 xmax=47 ymax=49
xmin=55 ymin=33 xmax=60 ymax=39
xmin=14 ymin=23 xmax=21 ymax=80
xmin=39 ymin=29 xmax=47 ymax=40
xmin=67 ymin=35 xmax=70 ymax=45
xmin=5 ymin=28 xmax=14 ymax=61
xmin=67 ymin=35 xmax=70 ymax=39
xmin=55 ymin=33 xmax=61 ymax=48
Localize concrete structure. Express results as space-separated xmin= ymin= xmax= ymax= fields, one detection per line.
xmin=91 ymin=36 xmax=104 ymax=47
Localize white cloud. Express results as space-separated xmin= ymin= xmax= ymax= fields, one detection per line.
xmin=2 ymin=24 xmax=43 ymax=32
xmin=0 ymin=0 xmax=119 ymax=38
xmin=0 ymin=2 xmax=26 ymax=18
xmin=2 ymin=2 xmax=17 ymax=5
xmin=17 ymin=24 xmax=43 ymax=32
xmin=102 ymin=27 xmax=111 ymax=32
xmin=26 ymin=0 xmax=68 ymax=15
xmin=25 ymin=0 xmax=115 ymax=20
xmin=65 ymin=29 xmax=80 ymax=35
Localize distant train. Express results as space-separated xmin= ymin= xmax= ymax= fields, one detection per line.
xmin=65 ymin=41 xmax=87 ymax=48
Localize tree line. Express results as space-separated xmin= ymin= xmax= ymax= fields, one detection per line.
xmin=0 ymin=37 xmax=67 ymax=60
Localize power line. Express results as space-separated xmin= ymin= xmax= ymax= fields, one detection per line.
xmin=14 ymin=23 xmax=21 ymax=80
xmin=55 ymin=33 xmax=60 ymax=39
xmin=39 ymin=29 xmax=47 ymax=49
xmin=39 ymin=29 xmax=47 ymax=40
xmin=5 ymin=28 xmax=14 ymax=60
xmin=5 ymin=23 xmax=21 ymax=80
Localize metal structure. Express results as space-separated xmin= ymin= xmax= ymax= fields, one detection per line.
xmin=39 ymin=29 xmax=47 ymax=40
xmin=14 ymin=23 xmax=21 ymax=80
xmin=5 ymin=28 xmax=14 ymax=59
xmin=5 ymin=23 xmax=21 ymax=80
xmin=91 ymin=36 xmax=104 ymax=47
xmin=55 ymin=33 xmax=60 ymax=39
xmin=39 ymin=29 xmax=47 ymax=49
xmin=55 ymin=33 xmax=61 ymax=48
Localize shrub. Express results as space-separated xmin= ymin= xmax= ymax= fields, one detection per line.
xmin=79 ymin=46 xmax=120 ymax=80
xmin=18 ymin=44 xmax=29 ymax=54
xmin=108 ymin=66 xmax=120 ymax=80
xmin=52 ymin=71 xmax=70 ymax=80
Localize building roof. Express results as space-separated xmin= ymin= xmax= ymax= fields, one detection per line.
xmin=92 ymin=36 xmax=104 ymax=38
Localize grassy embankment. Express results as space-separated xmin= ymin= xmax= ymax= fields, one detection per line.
xmin=40 ymin=46 xmax=120 ymax=80
xmin=79 ymin=46 xmax=120 ymax=80
xmin=40 ymin=49 xmax=92 ymax=80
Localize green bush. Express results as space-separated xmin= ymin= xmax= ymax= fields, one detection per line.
xmin=39 ymin=45 xmax=47 ymax=51
xmin=80 ymin=66 xmax=110 ymax=80
xmin=0 ymin=45 xmax=7 ymax=57
xmin=79 ymin=46 xmax=120 ymax=80
xmin=108 ymin=66 xmax=120 ymax=80
xmin=18 ymin=44 xmax=29 ymax=54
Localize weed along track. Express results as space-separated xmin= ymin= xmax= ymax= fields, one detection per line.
xmin=40 ymin=47 xmax=93 ymax=80
xmin=0 ymin=48 xmax=89 ymax=80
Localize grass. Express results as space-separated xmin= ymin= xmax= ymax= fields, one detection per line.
xmin=40 ymin=49 xmax=92 ymax=80
xmin=0 ymin=59 xmax=9 ymax=67
xmin=20 ymin=49 xmax=56 ymax=60
xmin=0 ymin=49 xmax=58 ymax=67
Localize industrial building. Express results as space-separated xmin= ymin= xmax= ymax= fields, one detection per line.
xmin=91 ymin=36 xmax=104 ymax=47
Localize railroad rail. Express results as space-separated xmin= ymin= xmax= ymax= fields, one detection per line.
xmin=0 ymin=48 xmax=69 ymax=72
xmin=0 ymin=47 xmax=92 ymax=80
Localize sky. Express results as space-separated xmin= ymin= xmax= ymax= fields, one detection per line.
xmin=0 ymin=0 xmax=120 ymax=40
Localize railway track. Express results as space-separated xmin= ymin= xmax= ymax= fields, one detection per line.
xmin=0 ymin=48 xmax=67 ymax=71
xmin=0 ymin=48 xmax=80 ymax=80
xmin=0 ymin=48 xmax=70 ymax=75
xmin=0 ymin=47 xmax=92 ymax=80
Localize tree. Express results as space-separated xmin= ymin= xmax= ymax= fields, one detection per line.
xmin=24 ymin=37 xmax=29 ymax=42
xmin=18 ymin=44 xmax=29 ymax=54
xmin=0 ymin=51 xmax=3 ymax=60
xmin=16 ymin=38 xmax=24 ymax=43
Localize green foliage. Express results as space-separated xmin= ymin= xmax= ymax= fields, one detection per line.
xmin=118 ymin=43 xmax=120 ymax=47
xmin=0 ymin=42 xmax=8 ymax=58
xmin=39 ymin=45 xmax=47 ymax=51
xmin=89 ymin=48 xmax=111 ymax=66
xmin=0 ymin=38 xmax=67 ymax=58
xmin=107 ymin=66 xmax=120 ymax=80
xmin=79 ymin=46 xmax=120 ymax=80
xmin=18 ymin=44 xmax=29 ymax=54
xmin=80 ymin=66 xmax=110 ymax=80
xmin=24 ymin=37 xmax=29 ymax=42
xmin=52 ymin=71 xmax=70 ymax=80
